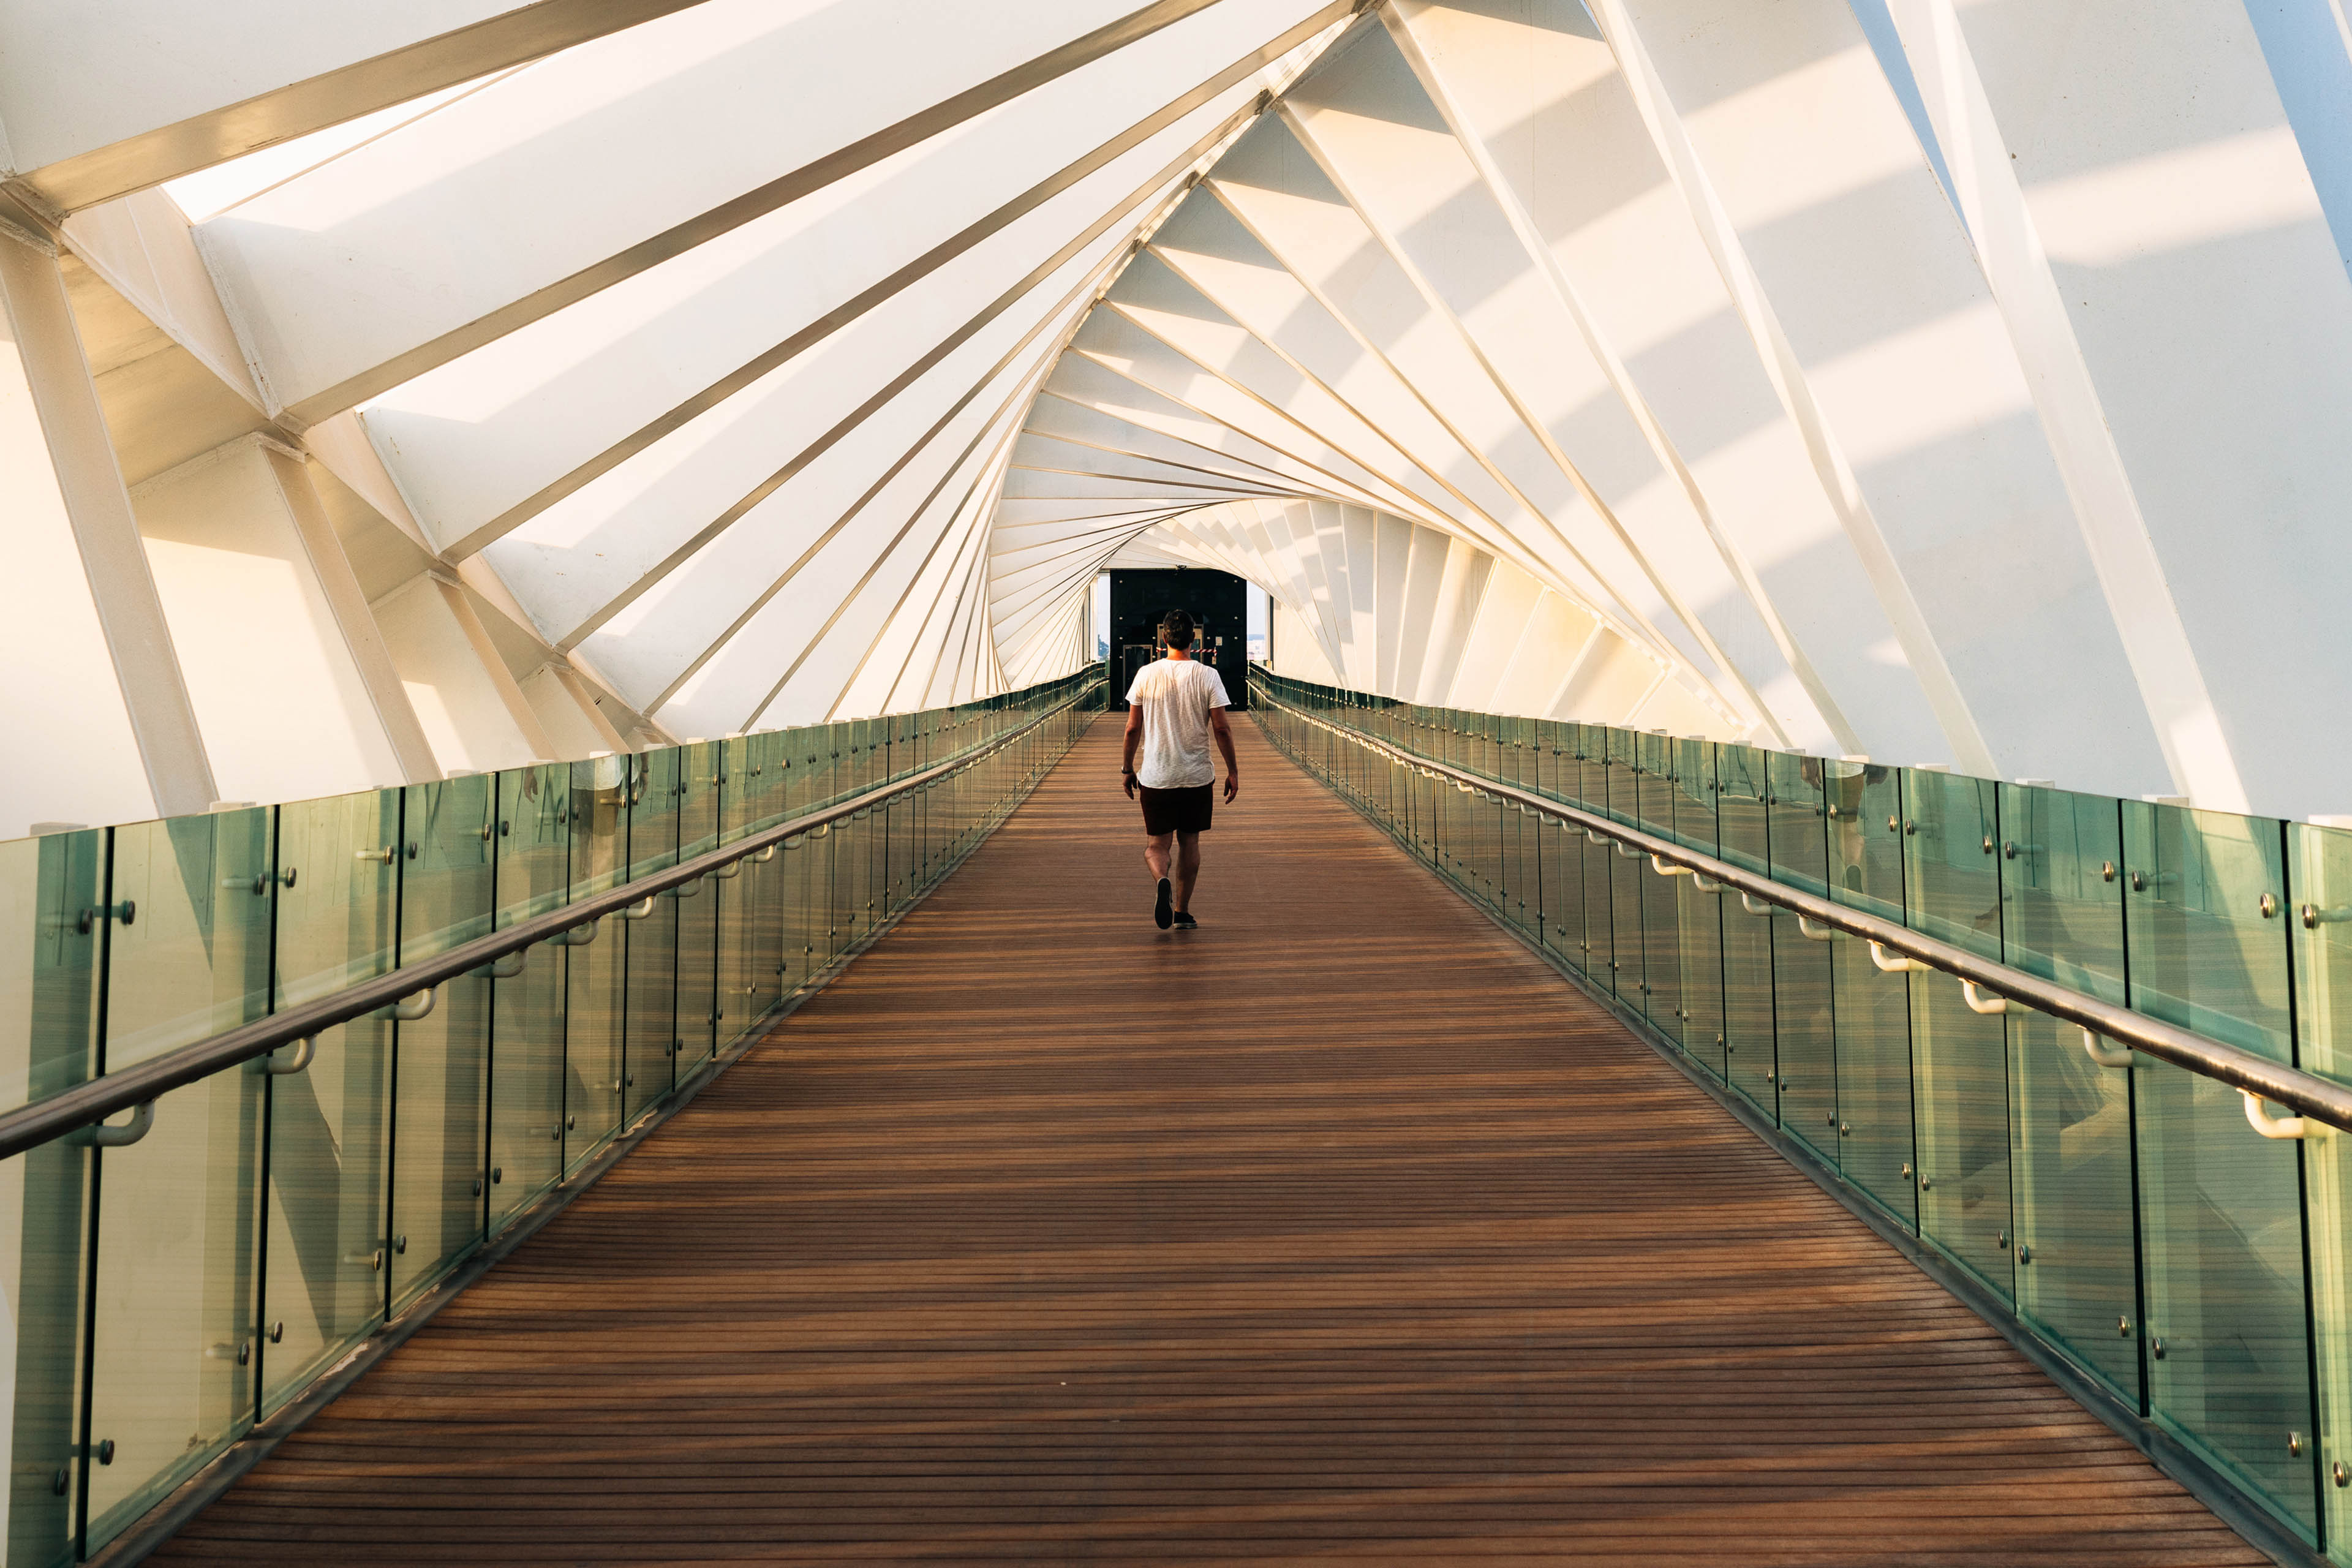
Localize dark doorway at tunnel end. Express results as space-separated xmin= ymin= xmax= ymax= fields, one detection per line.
xmin=1107 ymin=567 xmax=1249 ymax=712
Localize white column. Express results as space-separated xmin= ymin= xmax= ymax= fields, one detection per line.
xmin=132 ymin=435 xmax=434 ymax=805
xmin=0 ymin=214 xmax=211 ymax=834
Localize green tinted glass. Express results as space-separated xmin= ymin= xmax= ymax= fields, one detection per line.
xmin=390 ymin=775 xmax=494 ymax=1308
xmin=265 ymin=789 xmax=400 ymax=1408
xmin=2000 ymin=784 xmax=2136 ymax=1399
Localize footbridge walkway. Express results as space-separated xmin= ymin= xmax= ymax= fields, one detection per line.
xmin=137 ymin=717 xmax=2256 ymax=1564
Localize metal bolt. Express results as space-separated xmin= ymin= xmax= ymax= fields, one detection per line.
xmin=2132 ymin=870 xmax=2146 ymax=892
xmin=2334 ymin=1461 xmax=2346 ymax=1488
xmin=2118 ymin=1316 xmax=2131 ymax=1337
xmin=1919 ymin=1176 xmax=1932 ymax=1191
xmin=1900 ymin=1163 xmax=1912 ymax=1178
xmin=2101 ymin=860 xmax=2116 ymax=881
xmin=2260 ymin=892 xmax=2277 ymax=919
xmin=2290 ymin=1432 xmax=2304 ymax=1457
xmin=394 ymin=1236 xmax=407 ymax=1256
xmin=1981 ymin=835 xmax=1994 ymax=854
xmin=96 ymin=1440 xmax=113 ymax=1466
xmin=472 ymin=1176 xmax=483 ymax=1196
xmin=491 ymin=1167 xmax=503 ymax=1184
xmin=1887 ymin=815 xmax=1899 ymax=832
xmin=566 ymin=1115 xmax=576 ymax=1131
xmin=2152 ymin=1336 xmax=2166 ymax=1359
xmin=51 ymin=1469 xmax=67 ymax=1497
xmin=1839 ymin=1121 xmax=1850 ymax=1136
xmin=237 ymin=1341 xmax=251 ymax=1366
xmin=2016 ymin=1243 xmax=2032 ymax=1264
xmin=270 ymin=1322 xmax=284 ymax=1343
xmin=1996 ymin=1231 xmax=2008 ymax=1250
xmin=2002 ymin=840 xmax=2017 ymax=859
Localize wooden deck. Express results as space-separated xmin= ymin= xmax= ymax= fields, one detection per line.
xmin=154 ymin=716 xmax=2262 ymax=1565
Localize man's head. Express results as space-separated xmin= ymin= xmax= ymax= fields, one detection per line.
xmin=1161 ymin=609 xmax=1196 ymax=651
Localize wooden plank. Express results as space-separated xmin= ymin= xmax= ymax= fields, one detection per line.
xmin=150 ymin=718 xmax=2266 ymax=1565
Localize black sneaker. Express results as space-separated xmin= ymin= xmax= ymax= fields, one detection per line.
xmin=1172 ymin=912 xmax=1198 ymax=930
xmin=1154 ymin=878 xmax=1172 ymax=929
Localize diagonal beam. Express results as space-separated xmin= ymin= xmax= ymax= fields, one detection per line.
xmin=6 ymin=0 xmax=714 ymax=214
xmin=282 ymin=0 xmax=1247 ymax=426
xmin=445 ymin=0 xmax=1352 ymax=558
xmin=555 ymin=108 xmax=1258 ymax=654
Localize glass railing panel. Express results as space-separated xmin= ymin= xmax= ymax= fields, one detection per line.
xmin=1676 ymin=869 xmax=1724 ymax=1079
xmin=1825 ymin=764 xmax=1912 ymax=1222
xmin=1722 ymin=873 xmax=1777 ymax=1112
xmin=263 ymin=786 xmax=401 ymax=1411
xmin=1765 ymin=752 xmax=1828 ymax=896
xmin=780 ymin=828 xmax=818 ymax=1001
xmin=1763 ymin=755 xmax=1833 ymax=1151
xmin=674 ymin=743 xmax=719 ymax=1075
xmin=1634 ymin=734 xmax=1681 ymax=1042
xmin=1509 ymin=723 xmax=1541 ymax=937
xmin=1605 ymin=726 xmax=1638 ymax=827
xmin=82 ymin=1052 xmax=262 ymax=1548
xmin=1569 ymin=725 xmax=1604 ymax=816
xmin=1640 ymin=847 xmax=1681 ymax=1047
xmin=842 ymin=809 xmax=872 ymax=949
xmin=2124 ymin=802 xmax=2293 ymax=1058
xmin=1908 ymin=972 xmax=2012 ymax=1298
xmin=1769 ymin=908 xmax=1835 ymax=1157
xmin=2125 ymin=801 xmax=2313 ymax=1535
xmin=562 ymin=754 xmax=628 ymax=1170
xmin=1717 ymin=744 xmax=1770 ymax=878
xmin=85 ymin=810 xmax=273 ymax=1540
xmin=388 ymin=774 xmax=494 ymax=1310
xmin=623 ymin=749 xmax=680 ymax=1123
xmin=1904 ymin=770 xmax=2002 ymax=954
xmin=1607 ymin=802 xmax=1645 ymax=1009
xmin=0 ymin=826 xmax=102 ymax=1562
xmin=1578 ymin=807 xmax=1616 ymax=994
xmin=1900 ymin=768 xmax=2011 ymax=1294
xmin=892 ymin=780 xmax=918 ymax=924
xmin=490 ymin=763 xmax=570 ymax=1226
xmin=1998 ymin=783 xmax=2137 ymax=1401
xmin=742 ymin=735 xmax=788 ymax=1028
xmin=715 ymin=739 xmax=754 ymax=1052
xmin=1478 ymin=783 xmax=1505 ymax=915
xmin=1635 ymin=732 xmax=1675 ymax=840
xmin=1671 ymin=735 xmax=1716 ymax=853
xmin=816 ymin=821 xmax=845 ymax=967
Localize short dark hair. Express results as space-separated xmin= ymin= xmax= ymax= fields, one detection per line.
xmin=1161 ymin=609 xmax=1196 ymax=650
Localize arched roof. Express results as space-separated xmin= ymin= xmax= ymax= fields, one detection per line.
xmin=7 ymin=0 xmax=2352 ymax=827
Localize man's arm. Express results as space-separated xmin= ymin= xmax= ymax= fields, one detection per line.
xmin=1210 ymin=707 xmax=1239 ymax=802
xmin=1121 ymin=706 xmax=1145 ymax=797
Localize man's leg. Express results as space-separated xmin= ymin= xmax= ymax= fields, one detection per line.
xmin=1144 ymin=830 xmax=1173 ymax=883
xmin=1173 ymin=830 xmax=1202 ymax=913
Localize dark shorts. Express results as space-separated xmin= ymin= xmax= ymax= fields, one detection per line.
xmin=1139 ymin=783 xmax=1213 ymax=835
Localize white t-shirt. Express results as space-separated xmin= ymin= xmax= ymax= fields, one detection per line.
xmin=1126 ymin=657 xmax=1230 ymax=789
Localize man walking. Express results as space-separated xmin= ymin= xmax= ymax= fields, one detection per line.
xmin=1121 ymin=609 xmax=1239 ymax=929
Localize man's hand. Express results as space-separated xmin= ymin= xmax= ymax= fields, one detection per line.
xmin=1223 ymin=771 xmax=1240 ymax=804
xmin=1123 ymin=771 xmax=1137 ymax=800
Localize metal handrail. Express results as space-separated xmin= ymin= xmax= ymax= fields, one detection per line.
xmin=1254 ymin=684 xmax=2352 ymax=1134
xmin=0 ymin=679 xmax=1101 ymax=1161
